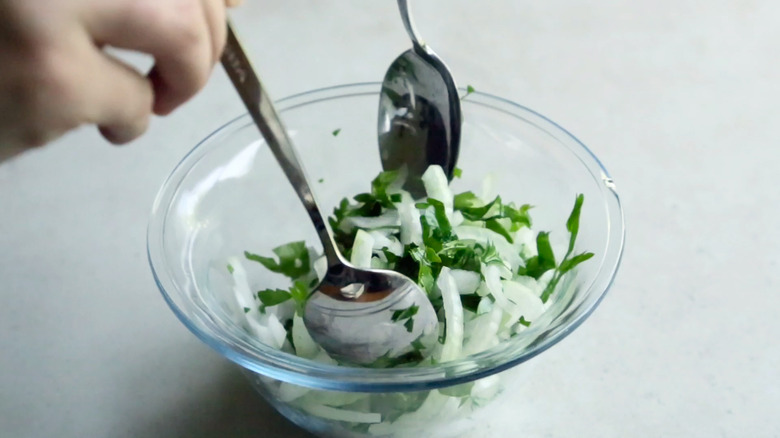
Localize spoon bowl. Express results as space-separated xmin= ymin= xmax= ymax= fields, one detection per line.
xmin=304 ymin=265 xmax=438 ymax=365
xmin=378 ymin=0 xmax=462 ymax=198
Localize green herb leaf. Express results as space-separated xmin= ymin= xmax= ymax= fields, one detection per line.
xmin=427 ymin=198 xmax=452 ymax=234
xmin=419 ymin=264 xmax=435 ymax=295
xmin=557 ymin=252 xmax=594 ymax=274
xmin=461 ymin=85 xmax=476 ymax=100
xmin=227 ymin=264 xmax=234 ymax=274
xmin=290 ymin=281 xmax=309 ymax=304
xmin=332 ymin=128 xmax=341 ymax=136
xmin=538 ymin=194 xmax=592 ymax=303
xmin=244 ymin=241 xmax=310 ymax=279
xmin=391 ymin=305 xmax=420 ymax=322
xmin=536 ymin=232 xmax=556 ymax=268
xmin=425 ymin=247 xmax=442 ymax=264
xmin=503 ymin=204 xmax=532 ymax=230
xmin=566 ymin=194 xmax=585 ymax=255
xmin=243 ymin=307 xmax=250 ymax=313
xmin=485 ymin=218 xmax=514 ymax=243
xmin=408 ymin=245 xmax=437 ymax=293
xmin=518 ymin=316 xmax=531 ymax=327
xmin=284 ymin=318 xmax=294 ymax=347
xmin=354 ymin=170 xmax=400 ymax=209
xmin=381 ymin=248 xmax=399 ymax=265
xmin=353 ymin=193 xmax=375 ymax=203
xmin=403 ymin=318 xmax=415 ymax=333
xmin=453 ymin=191 xmax=480 ymax=210
xmin=318 ymin=178 xmax=324 ymax=183
xmin=479 ymin=243 xmax=504 ymax=266
xmin=257 ymin=289 xmax=292 ymax=307
xmin=372 ymin=170 xmax=399 ymax=196
xmin=439 ymin=240 xmax=482 ymax=272
xmin=460 ymin=196 xmax=501 ymax=221
xmin=289 ymin=280 xmax=310 ymax=315
xmin=518 ymin=231 xmax=558 ymax=278
xmin=332 ymin=198 xmax=352 ymax=222
xmin=453 ymin=167 xmax=463 ymax=178
xmin=411 ymin=336 xmax=427 ymax=351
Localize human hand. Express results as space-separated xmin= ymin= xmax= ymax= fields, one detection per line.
xmin=0 ymin=0 xmax=243 ymax=161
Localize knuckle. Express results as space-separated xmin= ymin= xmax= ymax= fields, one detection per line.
xmin=167 ymin=1 xmax=206 ymax=50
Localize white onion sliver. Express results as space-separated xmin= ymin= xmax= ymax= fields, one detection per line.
xmin=313 ymin=255 xmax=327 ymax=281
xmin=227 ymin=257 xmax=255 ymax=314
xmin=345 ymin=210 xmax=400 ymax=230
xmin=398 ymin=192 xmax=423 ymax=246
xmin=438 ymin=268 xmax=464 ymax=362
xmin=477 ymin=296 xmax=493 ymax=314
xmin=278 ymin=382 xmax=310 ymax=402
xmin=350 ymin=229 xmax=374 ymax=268
xmin=301 ymin=402 xmax=382 ymax=424
xmin=422 ymin=165 xmax=454 ymax=216
xmin=482 ymin=264 xmax=510 ymax=309
xmin=463 ymin=305 xmax=502 ymax=356
xmin=292 ymin=313 xmax=319 ymax=359
xmin=449 ymin=269 xmax=481 ymax=295
xmin=502 ymin=280 xmax=545 ymax=321
xmin=451 ymin=210 xmax=465 ymax=227
xmin=301 ymin=390 xmax=368 ymax=408
xmin=471 ymin=375 xmax=502 ymax=404
xmin=368 ymin=230 xmax=403 ymax=256
xmin=246 ymin=317 xmax=282 ymax=349
xmin=265 ymin=313 xmax=288 ymax=349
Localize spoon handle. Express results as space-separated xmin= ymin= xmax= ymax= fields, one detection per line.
xmin=397 ymin=0 xmax=424 ymax=51
xmin=221 ymin=22 xmax=342 ymax=265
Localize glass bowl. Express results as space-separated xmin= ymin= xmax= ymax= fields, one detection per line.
xmin=147 ymin=83 xmax=624 ymax=438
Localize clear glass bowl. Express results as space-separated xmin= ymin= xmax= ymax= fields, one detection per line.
xmin=147 ymin=83 xmax=624 ymax=438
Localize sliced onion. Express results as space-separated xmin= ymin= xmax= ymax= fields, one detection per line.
xmin=350 ymin=229 xmax=374 ymax=268
xmin=437 ymin=268 xmax=464 ymax=362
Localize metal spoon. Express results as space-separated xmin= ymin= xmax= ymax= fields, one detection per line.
xmin=378 ymin=0 xmax=462 ymax=198
xmin=221 ymin=23 xmax=437 ymax=365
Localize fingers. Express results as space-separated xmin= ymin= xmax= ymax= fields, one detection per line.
xmin=84 ymin=0 xmax=226 ymax=116
xmin=61 ymin=31 xmax=154 ymax=144
xmin=86 ymin=53 xmax=154 ymax=144
xmin=201 ymin=0 xmax=228 ymax=65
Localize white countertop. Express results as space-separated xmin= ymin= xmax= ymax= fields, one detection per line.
xmin=2 ymin=1 xmax=778 ymax=437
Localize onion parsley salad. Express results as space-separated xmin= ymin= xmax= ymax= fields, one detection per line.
xmin=226 ymin=164 xmax=593 ymax=368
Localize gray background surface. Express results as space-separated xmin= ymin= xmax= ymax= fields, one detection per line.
xmin=1 ymin=0 xmax=778 ymax=437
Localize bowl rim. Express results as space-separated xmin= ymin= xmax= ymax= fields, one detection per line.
xmin=148 ymin=82 xmax=625 ymax=392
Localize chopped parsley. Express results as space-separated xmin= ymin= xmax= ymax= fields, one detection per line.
xmin=391 ymin=305 xmax=420 ymax=333
xmin=461 ymin=85 xmax=476 ymax=100
xmin=238 ymin=166 xmax=594 ymax=368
